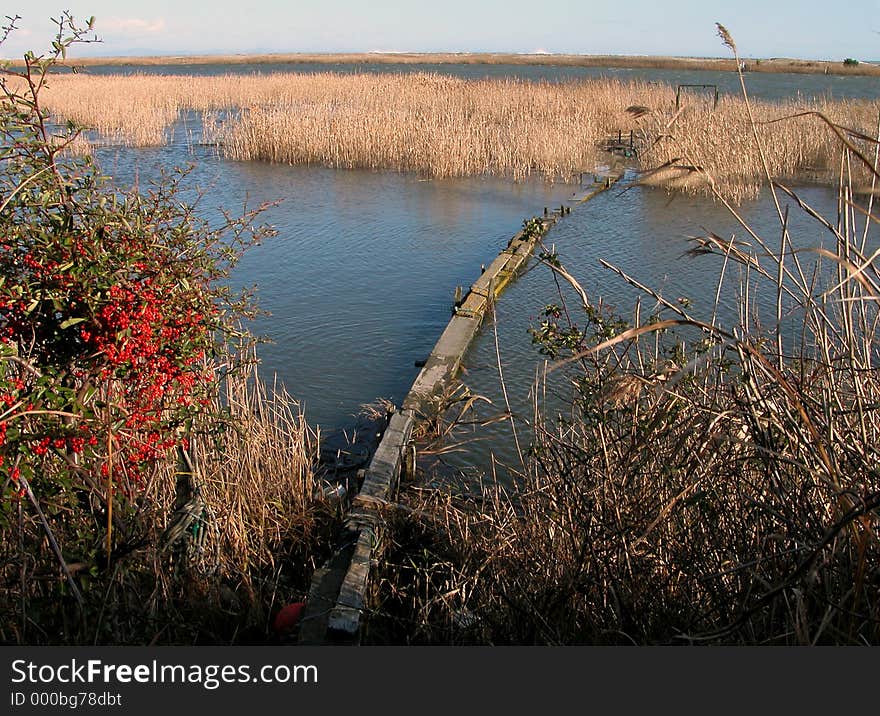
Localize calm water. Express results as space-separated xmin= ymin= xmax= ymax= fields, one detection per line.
xmin=84 ymin=61 xmax=877 ymax=441
xmin=96 ymin=137 xmax=572 ymax=427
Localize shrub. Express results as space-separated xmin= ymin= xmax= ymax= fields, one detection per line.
xmin=1 ymin=12 xmax=265 ymax=514
xmin=0 ymin=14 xmax=298 ymax=642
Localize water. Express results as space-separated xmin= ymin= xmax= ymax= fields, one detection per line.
xmin=82 ymin=61 xmax=877 ymax=439
xmin=448 ymin=180 xmax=867 ymax=475
xmin=74 ymin=61 xmax=880 ymax=101
xmin=95 ymin=137 xmax=572 ymax=428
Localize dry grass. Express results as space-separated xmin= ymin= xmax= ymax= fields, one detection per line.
xmin=209 ymin=74 xmax=666 ymax=179
xmin=183 ymin=360 xmax=328 ymax=596
xmin=35 ymin=71 xmax=880 ymax=195
xmin=0 ymin=358 xmax=338 ymax=644
xmin=635 ymin=94 xmax=880 ymax=200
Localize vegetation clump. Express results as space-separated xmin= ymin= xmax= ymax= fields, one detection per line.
xmin=0 ymin=15 xmax=331 ymax=645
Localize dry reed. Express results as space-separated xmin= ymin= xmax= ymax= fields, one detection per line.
xmin=0 ymin=357 xmax=337 ymax=644
xmin=208 ymin=74 xmax=667 ymax=180
xmin=35 ymin=71 xmax=880 ymax=196
xmin=636 ymin=93 xmax=880 ymax=200
xmin=184 ymin=359 xmax=327 ymax=594
xmin=364 ymin=85 xmax=880 ymax=645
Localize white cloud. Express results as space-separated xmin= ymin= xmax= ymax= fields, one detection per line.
xmin=97 ymin=17 xmax=166 ymax=35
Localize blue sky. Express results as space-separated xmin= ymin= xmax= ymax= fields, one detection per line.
xmin=2 ymin=1 xmax=879 ymax=60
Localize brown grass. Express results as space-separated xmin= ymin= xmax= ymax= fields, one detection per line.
xmin=208 ymin=74 xmax=670 ymax=180
xmin=635 ymin=94 xmax=880 ymax=200
xmin=34 ymin=71 xmax=880 ymax=196
xmin=184 ymin=359 xmax=328 ymax=596
xmin=0 ymin=358 xmax=339 ymax=644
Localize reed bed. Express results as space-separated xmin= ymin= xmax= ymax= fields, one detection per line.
xmin=636 ymin=93 xmax=880 ymax=201
xmin=39 ymin=72 xmax=670 ymax=178
xmin=35 ymin=71 xmax=880 ymax=196
xmin=208 ymin=74 xmax=669 ymax=180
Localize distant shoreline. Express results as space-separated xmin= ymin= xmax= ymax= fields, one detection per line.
xmin=9 ymin=52 xmax=880 ymax=77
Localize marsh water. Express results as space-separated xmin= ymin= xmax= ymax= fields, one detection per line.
xmin=85 ymin=62 xmax=875 ymax=470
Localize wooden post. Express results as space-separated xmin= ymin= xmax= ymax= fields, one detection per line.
xmin=453 ymin=285 xmax=462 ymax=310
xmin=401 ymin=443 xmax=416 ymax=483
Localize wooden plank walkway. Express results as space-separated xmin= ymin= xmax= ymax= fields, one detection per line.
xmin=299 ymin=170 xmax=624 ymax=644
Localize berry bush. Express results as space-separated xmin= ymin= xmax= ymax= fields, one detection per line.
xmin=0 ymin=14 xmax=273 ymax=634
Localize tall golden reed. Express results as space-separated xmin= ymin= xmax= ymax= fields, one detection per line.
xmin=37 ymin=71 xmax=880 ymax=196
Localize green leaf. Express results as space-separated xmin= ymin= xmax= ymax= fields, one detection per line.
xmin=59 ymin=317 xmax=86 ymax=329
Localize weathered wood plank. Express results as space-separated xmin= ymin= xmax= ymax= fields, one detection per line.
xmin=298 ymin=530 xmax=359 ymax=645
xmin=327 ymin=528 xmax=375 ymax=643
xmin=299 ymin=175 xmax=623 ymax=644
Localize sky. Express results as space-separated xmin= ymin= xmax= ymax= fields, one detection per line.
xmin=2 ymin=1 xmax=879 ymax=61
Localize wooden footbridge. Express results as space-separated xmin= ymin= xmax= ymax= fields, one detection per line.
xmin=298 ymin=165 xmax=625 ymax=644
